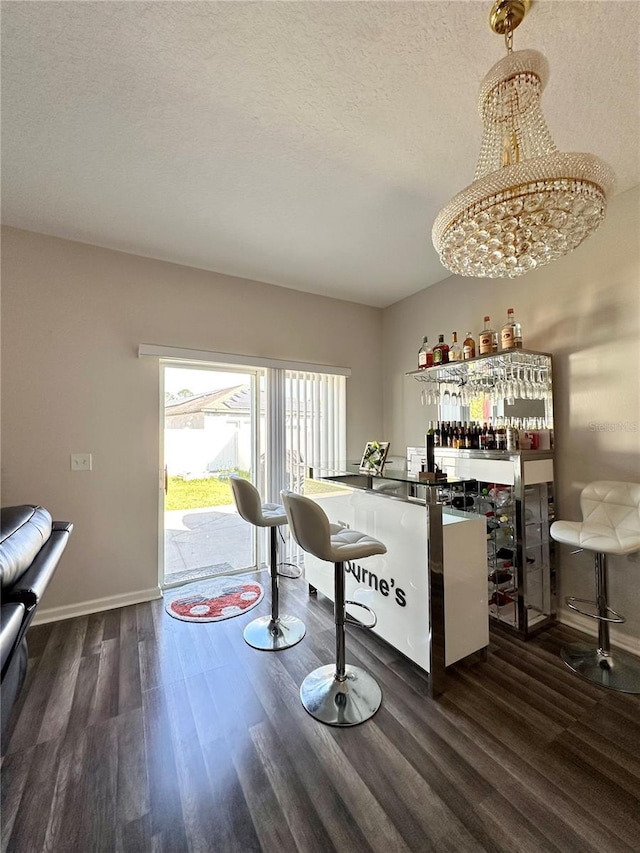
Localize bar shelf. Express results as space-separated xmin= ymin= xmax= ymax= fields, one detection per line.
xmin=407 ymin=348 xmax=553 ymax=386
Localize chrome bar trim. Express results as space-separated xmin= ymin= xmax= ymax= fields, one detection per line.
xmin=514 ymin=452 xmax=527 ymax=633
xmin=427 ymin=500 xmax=446 ymax=698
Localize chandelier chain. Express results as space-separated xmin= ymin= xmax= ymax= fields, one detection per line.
xmin=504 ymin=11 xmax=513 ymax=53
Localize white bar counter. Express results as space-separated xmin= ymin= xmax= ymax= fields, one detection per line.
xmin=305 ymin=465 xmax=489 ymax=695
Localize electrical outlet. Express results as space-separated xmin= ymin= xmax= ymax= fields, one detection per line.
xmin=70 ymin=453 xmax=92 ymax=471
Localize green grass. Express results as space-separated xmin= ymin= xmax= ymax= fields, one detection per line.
xmin=165 ymin=472 xmax=247 ymax=511
xmin=165 ymin=472 xmax=344 ymax=511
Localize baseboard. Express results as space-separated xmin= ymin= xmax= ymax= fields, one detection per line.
xmin=32 ymin=587 xmax=163 ymax=625
xmin=557 ymin=608 xmax=640 ymax=658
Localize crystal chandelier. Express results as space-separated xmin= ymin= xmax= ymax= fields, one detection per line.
xmin=432 ymin=0 xmax=615 ymax=279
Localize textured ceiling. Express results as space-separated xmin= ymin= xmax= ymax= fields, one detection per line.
xmin=2 ymin=1 xmax=639 ymax=308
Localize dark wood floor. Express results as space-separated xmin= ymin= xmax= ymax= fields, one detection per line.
xmin=2 ymin=573 xmax=640 ymax=853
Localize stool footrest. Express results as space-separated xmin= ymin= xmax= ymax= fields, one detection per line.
xmin=345 ymin=600 xmax=377 ymax=630
xmin=565 ymin=596 xmax=625 ymax=624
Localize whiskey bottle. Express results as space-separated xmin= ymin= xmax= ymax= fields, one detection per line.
xmin=417 ymin=336 xmax=433 ymax=368
xmin=463 ymin=332 xmax=476 ymax=360
xmin=479 ymin=316 xmax=498 ymax=354
xmin=449 ymin=332 xmax=463 ymax=362
xmin=501 ymin=308 xmax=522 ymax=350
xmin=432 ymin=334 xmax=450 ymax=365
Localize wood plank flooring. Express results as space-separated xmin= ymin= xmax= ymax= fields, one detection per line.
xmin=2 ymin=573 xmax=640 ymax=853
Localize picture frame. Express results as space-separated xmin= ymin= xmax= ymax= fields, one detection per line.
xmin=359 ymin=440 xmax=390 ymax=474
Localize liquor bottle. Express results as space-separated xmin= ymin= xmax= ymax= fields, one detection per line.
xmin=463 ymin=332 xmax=476 ymax=360
xmin=449 ymin=332 xmax=463 ymax=362
xmin=487 ymin=423 xmax=496 ymax=450
xmin=432 ymin=334 xmax=450 ymax=365
xmin=511 ymin=309 xmax=522 ymax=348
xmin=500 ymin=308 xmax=522 ymax=350
xmin=479 ymin=316 xmax=498 ymax=355
xmin=417 ymin=335 xmax=433 ymax=368
xmin=495 ymin=421 xmax=507 ymax=450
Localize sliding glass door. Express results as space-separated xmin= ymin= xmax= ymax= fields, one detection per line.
xmin=159 ymin=360 xmax=345 ymax=588
xmin=161 ymin=364 xmax=264 ymax=588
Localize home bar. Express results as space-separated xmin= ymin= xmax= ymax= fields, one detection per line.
xmin=304 ymin=462 xmax=489 ymax=697
xmin=3 ymin=0 xmax=640 ymax=850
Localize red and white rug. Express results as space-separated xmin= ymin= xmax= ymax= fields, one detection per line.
xmin=164 ymin=575 xmax=264 ymax=623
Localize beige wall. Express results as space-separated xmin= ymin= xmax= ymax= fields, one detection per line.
xmin=382 ymin=185 xmax=640 ymax=648
xmin=3 ymin=187 xmax=639 ymax=648
xmin=1 ymin=227 xmax=383 ymax=615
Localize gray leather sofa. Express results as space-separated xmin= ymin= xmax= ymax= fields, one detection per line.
xmin=0 ymin=505 xmax=72 ymax=748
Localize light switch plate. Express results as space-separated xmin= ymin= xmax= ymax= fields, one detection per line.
xmin=71 ymin=453 xmax=92 ymax=471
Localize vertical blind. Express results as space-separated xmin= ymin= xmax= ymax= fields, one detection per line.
xmin=284 ymin=370 xmax=346 ymax=491
xmin=282 ymin=370 xmax=346 ymax=564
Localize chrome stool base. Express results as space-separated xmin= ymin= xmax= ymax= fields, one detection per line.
xmin=300 ymin=663 xmax=382 ymax=726
xmin=561 ymin=643 xmax=640 ymax=694
xmin=243 ymin=614 xmax=306 ymax=651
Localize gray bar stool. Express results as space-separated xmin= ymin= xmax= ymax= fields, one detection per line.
xmin=229 ymin=475 xmax=306 ymax=651
xmin=281 ymin=489 xmax=387 ymax=726
xmin=550 ymin=480 xmax=640 ymax=693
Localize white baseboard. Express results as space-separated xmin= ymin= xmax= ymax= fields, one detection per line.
xmin=557 ymin=607 xmax=640 ymax=658
xmin=32 ymin=587 xmax=163 ymax=625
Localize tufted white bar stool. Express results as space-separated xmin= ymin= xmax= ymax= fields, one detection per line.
xmin=550 ymin=480 xmax=640 ymax=693
xmin=230 ymin=475 xmax=306 ymax=651
xmin=281 ymin=490 xmax=387 ymax=726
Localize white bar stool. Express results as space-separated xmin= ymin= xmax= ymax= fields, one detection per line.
xmin=229 ymin=475 xmax=306 ymax=651
xmin=281 ymin=489 xmax=387 ymax=726
xmin=550 ymin=480 xmax=640 ymax=693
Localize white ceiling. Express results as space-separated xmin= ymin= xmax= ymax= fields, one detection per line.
xmin=2 ymin=2 xmax=639 ymax=308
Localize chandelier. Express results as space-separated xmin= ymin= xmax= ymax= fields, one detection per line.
xmin=432 ymin=0 xmax=615 ymax=279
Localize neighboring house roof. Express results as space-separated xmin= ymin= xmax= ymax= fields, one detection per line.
xmin=165 ymin=385 xmax=250 ymax=417
xmin=165 ymin=383 xmax=322 ymax=422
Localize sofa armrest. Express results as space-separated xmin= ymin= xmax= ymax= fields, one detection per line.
xmin=6 ymin=523 xmax=73 ymax=609
xmin=1 ymin=603 xmax=26 ymax=673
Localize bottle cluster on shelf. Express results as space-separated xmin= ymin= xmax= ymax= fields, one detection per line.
xmin=435 ymin=479 xmax=553 ymax=631
xmin=435 ymin=480 xmax=517 ymax=621
xmin=428 ymin=418 xmax=552 ymax=451
xmin=417 ymin=308 xmax=522 ymax=369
